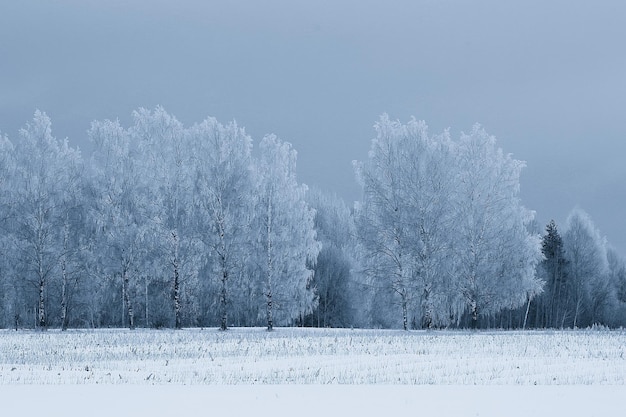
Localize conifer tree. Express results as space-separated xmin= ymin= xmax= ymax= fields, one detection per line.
xmin=536 ymin=220 xmax=568 ymax=328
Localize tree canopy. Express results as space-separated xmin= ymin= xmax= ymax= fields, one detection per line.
xmin=0 ymin=109 xmax=624 ymax=330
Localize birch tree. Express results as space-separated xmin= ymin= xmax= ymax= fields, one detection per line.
xmin=11 ymin=111 xmax=83 ymax=329
xmin=0 ymin=133 xmax=15 ymax=327
xmin=354 ymin=116 xmax=419 ymax=330
xmin=355 ymin=115 xmax=461 ymax=329
xmin=190 ymin=117 xmax=253 ymax=330
xmin=132 ymin=106 xmax=200 ymax=328
xmin=398 ymin=120 xmax=457 ymax=328
xmin=563 ymin=208 xmax=609 ymax=327
xmin=452 ymin=124 xmax=542 ymax=328
xmin=253 ymin=135 xmax=319 ymax=330
xmin=607 ymin=246 xmax=626 ymax=326
xmin=58 ymin=152 xmax=86 ymax=330
xmin=89 ymin=118 xmax=151 ymax=329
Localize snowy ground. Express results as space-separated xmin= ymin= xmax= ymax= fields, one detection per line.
xmin=1 ymin=327 xmax=625 ymax=415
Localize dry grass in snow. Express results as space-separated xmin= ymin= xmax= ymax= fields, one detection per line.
xmin=1 ymin=327 xmax=625 ymax=385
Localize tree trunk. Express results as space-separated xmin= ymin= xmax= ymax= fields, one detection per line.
xmin=122 ymin=267 xmax=135 ymax=330
xmin=60 ymin=219 xmax=70 ymax=331
xmin=172 ymin=231 xmax=182 ymax=329
xmin=323 ymin=288 xmax=329 ymax=328
xmin=266 ymin=290 xmax=274 ymax=331
xmin=37 ymin=243 xmax=46 ymax=329
xmin=545 ymin=260 xmax=555 ymax=328
xmin=219 ymin=263 xmax=228 ymax=331
xmin=60 ymin=256 xmax=68 ymax=331
xmin=470 ymin=299 xmax=478 ymax=330
xmin=266 ymin=197 xmax=274 ymax=332
xmin=422 ymin=286 xmax=433 ymax=330
xmin=573 ymin=297 xmax=582 ymax=329
xmin=523 ymin=295 xmax=532 ymax=330
xmin=38 ymin=276 xmax=46 ymax=329
xmin=36 ymin=209 xmax=46 ymax=330
xmin=60 ymin=221 xmax=69 ymax=330
xmin=554 ymin=270 xmax=564 ymax=328
xmin=401 ymin=291 xmax=408 ymax=331
xmin=218 ymin=214 xmax=228 ymax=331
xmin=144 ymin=275 xmax=149 ymax=327
xmin=173 ymin=261 xmax=181 ymax=329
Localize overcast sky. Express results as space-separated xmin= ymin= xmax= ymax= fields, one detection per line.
xmin=1 ymin=1 xmax=625 ymax=254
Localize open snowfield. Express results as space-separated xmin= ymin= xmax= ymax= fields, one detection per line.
xmin=1 ymin=328 xmax=625 ymax=416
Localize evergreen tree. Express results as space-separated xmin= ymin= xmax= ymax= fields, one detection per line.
xmin=534 ymin=220 xmax=568 ymax=328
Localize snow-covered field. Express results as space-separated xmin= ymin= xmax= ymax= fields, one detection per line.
xmin=1 ymin=327 xmax=625 ymax=384
xmin=1 ymin=327 xmax=625 ymax=415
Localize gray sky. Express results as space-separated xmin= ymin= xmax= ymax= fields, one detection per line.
xmin=1 ymin=1 xmax=625 ymax=254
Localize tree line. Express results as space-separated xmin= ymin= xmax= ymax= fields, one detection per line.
xmin=0 ymin=108 xmax=624 ymax=330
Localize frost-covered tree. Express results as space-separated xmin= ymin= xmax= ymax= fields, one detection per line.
xmin=0 ymin=132 xmax=13 ymax=219
xmin=355 ymin=116 xmax=466 ymax=329
xmin=354 ymin=116 xmax=423 ymax=330
xmin=57 ymin=156 xmax=86 ymax=330
xmin=89 ymin=118 xmax=152 ymax=329
xmin=190 ymin=117 xmax=254 ymax=330
xmin=451 ymin=125 xmax=542 ymax=328
xmin=398 ymin=122 xmax=457 ymax=329
xmin=10 ymin=111 xmax=83 ymax=329
xmin=252 ymin=135 xmax=319 ymax=330
xmin=355 ymin=116 xmax=541 ymax=329
xmin=0 ymin=132 xmax=15 ymax=327
xmin=1 ymin=109 xmax=572 ymax=330
xmin=132 ymin=107 xmax=201 ymax=328
xmin=563 ymin=208 xmax=609 ymax=327
xmin=305 ymin=188 xmax=357 ymax=328
xmin=606 ymin=246 xmax=626 ymax=326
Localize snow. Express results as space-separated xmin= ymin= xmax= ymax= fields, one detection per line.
xmin=1 ymin=385 xmax=624 ymax=417
xmin=1 ymin=328 xmax=624 ymax=415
